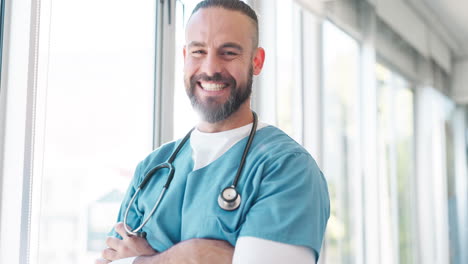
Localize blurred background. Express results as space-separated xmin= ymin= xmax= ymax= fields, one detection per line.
xmin=0 ymin=0 xmax=467 ymax=263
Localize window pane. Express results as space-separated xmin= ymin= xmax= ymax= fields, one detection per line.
xmin=32 ymin=1 xmax=155 ymax=263
xmin=275 ymin=0 xmax=296 ymax=139
xmin=322 ymin=21 xmax=360 ymax=264
xmin=173 ymin=0 xmax=201 ymax=139
xmin=444 ymin=102 xmax=462 ymax=264
xmin=376 ymin=64 xmax=397 ymax=264
xmin=395 ymin=78 xmax=414 ymax=264
xmin=376 ymin=63 xmax=416 ymax=264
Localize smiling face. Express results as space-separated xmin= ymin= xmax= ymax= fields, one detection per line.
xmin=183 ymin=7 xmax=264 ymax=125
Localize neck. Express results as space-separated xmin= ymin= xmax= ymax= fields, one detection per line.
xmin=197 ymin=102 xmax=253 ymax=133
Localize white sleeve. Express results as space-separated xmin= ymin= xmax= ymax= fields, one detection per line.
xmin=233 ymin=236 xmax=317 ymax=264
xmin=110 ymin=257 xmax=137 ymax=264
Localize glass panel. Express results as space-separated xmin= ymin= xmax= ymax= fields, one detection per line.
xmin=322 ymin=21 xmax=360 ymax=264
xmin=376 ymin=63 xmax=416 ymax=264
xmin=446 ymin=117 xmax=460 ymax=264
xmin=443 ymin=101 xmax=463 ymax=264
xmin=173 ymin=0 xmax=200 ymax=139
xmin=376 ymin=63 xmax=396 ymax=264
xmin=394 ymin=77 xmax=414 ymax=264
xmin=32 ymin=1 xmax=156 ymax=263
xmin=275 ymin=0 xmax=296 ymax=139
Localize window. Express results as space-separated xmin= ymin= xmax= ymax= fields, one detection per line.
xmin=322 ymin=21 xmax=361 ymax=264
xmin=173 ymin=0 xmax=200 ymax=139
xmin=445 ymin=115 xmax=459 ymax=264
xmin=275 ymin=0 xmax=303 ymax=142
xmin=30 ymin=1 xmax=156 ymax=263
xmin=376 ymin=63 xmax=416 ymax=264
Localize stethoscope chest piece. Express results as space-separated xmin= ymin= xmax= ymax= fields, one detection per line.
xmin=218 ymin=186 xmax=241 ymax=211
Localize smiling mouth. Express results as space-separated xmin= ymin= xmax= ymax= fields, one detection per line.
xmin=199 ymin=82 xmax=228 ymax=92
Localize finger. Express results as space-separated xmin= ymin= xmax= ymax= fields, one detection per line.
xmin=95 ymin=258 xmax=111 ymax=264
xmin=102 ymin=247 xmax=118 ymax=261
xmin=106 ymin=236 xmax=122 ymax=250
xmin=114 ymin=222 xmax=130 ymax=239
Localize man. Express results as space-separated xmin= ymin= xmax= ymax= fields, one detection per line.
xmin=96 ymin=0 xmax=329 ymax=263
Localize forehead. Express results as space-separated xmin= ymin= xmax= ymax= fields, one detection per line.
xmin=185 ymin=7 xmax=255 ymax=48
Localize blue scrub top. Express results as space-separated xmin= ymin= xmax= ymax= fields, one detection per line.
xmin=110 ymin=126 xmax=330 ymax=258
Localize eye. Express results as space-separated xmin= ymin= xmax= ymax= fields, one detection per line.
xmin=191 ymin=50 xmax=206 ymax=56
xmin=223 ymin=51 xmax=238 ymax=56
xmin=220 ymin=50 xmax=239 ymax=59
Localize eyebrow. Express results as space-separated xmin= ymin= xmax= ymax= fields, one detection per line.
xmin=220 ymin=42 xmax=243 ymax=52
xmin=187 ymin=41 xmax=243 ymax=52
xmin=187 ymin=41 xmax=206 ymax=48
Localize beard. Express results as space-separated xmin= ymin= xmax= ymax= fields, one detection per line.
xmin=186 ymin=67 xmax=253 ymax=123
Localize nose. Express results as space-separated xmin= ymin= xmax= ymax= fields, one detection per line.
xmin=200 ymin=53 xmax=222 ymax=77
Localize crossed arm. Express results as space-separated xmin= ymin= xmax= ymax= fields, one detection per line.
xmin=95 ymin=222 xmax=234 ymax=264
xmin=96 ymin=223 xmax=317 ymax=264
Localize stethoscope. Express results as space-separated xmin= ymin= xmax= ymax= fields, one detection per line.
xmin=124 ymin=111 xmax=258 ymax=237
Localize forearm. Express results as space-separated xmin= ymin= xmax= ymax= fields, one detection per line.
xmin=134 ymin=239 xmax=234 ymax=264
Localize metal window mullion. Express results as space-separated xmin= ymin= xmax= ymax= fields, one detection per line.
xmin=0 ymin=0 xmax=6 ymax=242
xmin=153 ymin=0 xmax=175 ymax=148
xmin=153 ymin=0 xmax=164 ymax=148
xmin=20 ymin=0 xmax=42 ymax=263
xmin=293 ymin=4 xmax=304 ymax=145
xmin=0 ymin=0 xmax=6 ymax=89
xmin=160 ymin=0 xmax=175 ymax=144
xmin=409 ymin=84 xmax=421 ymax=264
xmin=389 ymin=73 xmax=400 ymax=263
xmin=357 ymin=3 xmax=382 ymax=264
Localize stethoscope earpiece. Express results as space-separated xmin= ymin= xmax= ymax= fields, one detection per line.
xmin=218 ymin=186 xmax=241 ymax=211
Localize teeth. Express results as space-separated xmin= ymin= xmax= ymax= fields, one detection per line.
xmin=200 ymin=82 xmax=226 ymax=91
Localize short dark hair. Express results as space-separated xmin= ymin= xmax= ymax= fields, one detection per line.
xmin=189 ymin=0 xmax=259 ymax=48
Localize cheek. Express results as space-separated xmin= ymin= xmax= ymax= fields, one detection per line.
xmin=226 ymin=66 xmax=248 ymax=84
xmin=183 ymin=58 xmax=199 ymax=75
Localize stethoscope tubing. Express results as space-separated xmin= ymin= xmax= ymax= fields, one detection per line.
xmin=124 ymin=186 xmax=167 ymax=237
xmin=123 ymin=112 xmax=257 ymax=236
xmin=231 ymin=111 xmax=257 ymax=188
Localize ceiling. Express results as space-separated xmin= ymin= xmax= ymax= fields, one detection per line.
xmin=421 ymin=0 xmax=468 ymax=59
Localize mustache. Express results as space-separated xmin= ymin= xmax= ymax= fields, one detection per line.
xmin=191 ymin=73 xmax=235 ymax=83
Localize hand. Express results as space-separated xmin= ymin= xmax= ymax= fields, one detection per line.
xmin=99 ymin=222 xmax=158 ymax=262
xmin=95 ymin=258 xmax=111 ymax=264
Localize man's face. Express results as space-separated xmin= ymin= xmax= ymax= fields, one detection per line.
xmin=183 ymin=7 xmax=261 ymax=123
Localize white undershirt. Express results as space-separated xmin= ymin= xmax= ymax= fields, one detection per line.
xmin=190 ymin=121 xmax=268 ymax=170
xmin=233 ymin=237 xmax=316 ymax=264
xmin=112 ymin=122 xmax=316 ymax=264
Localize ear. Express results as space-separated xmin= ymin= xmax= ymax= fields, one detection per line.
xmin=252 ymin=47 xmax=265 ymax=75
xmin=183 ymin=45 xmax=187 ymax=61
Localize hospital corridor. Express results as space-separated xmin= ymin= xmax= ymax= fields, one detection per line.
xmin=0 ymin=0 xmax=467 ymax=263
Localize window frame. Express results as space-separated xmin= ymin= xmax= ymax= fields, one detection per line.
xmin=0 ymin=0 xmax=39 ymax=262
xmin=0 ymin=0 xmax=6 ymax=240
xmin=320 ymin=19 xmax=364 ymax=264
xmin=0 ymin=0 xmax=5 ymax=87
xmin=375 ymin=61 xmax=418 ymax=264
xmin=0 ymin=0 xmax=176 ymax=263
xmin=154 ymin=0 xmax=176 ymax=147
